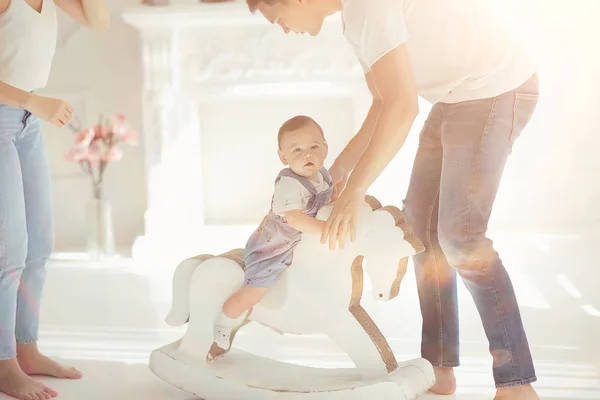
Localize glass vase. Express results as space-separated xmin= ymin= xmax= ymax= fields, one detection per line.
xmin=85 ymin=197 xmax=115 ymax=261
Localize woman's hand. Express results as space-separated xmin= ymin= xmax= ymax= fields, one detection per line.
xmin=321 ymin=187 xmax=365 ymax=250
xmin=24 ymin=94 xmax=74 ymax=127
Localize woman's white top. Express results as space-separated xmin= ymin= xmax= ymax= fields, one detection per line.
xmin=0 ymin=0 xmax=58 ymax=92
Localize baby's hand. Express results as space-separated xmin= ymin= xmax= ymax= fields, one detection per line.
xmin=285 ymin=210 xmax=325 ymax=234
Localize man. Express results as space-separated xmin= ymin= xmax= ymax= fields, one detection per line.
xmin=245 ymin=0 xmax=540 ymax=399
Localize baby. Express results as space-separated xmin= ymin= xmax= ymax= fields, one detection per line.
xmin=212 ymin=115 xmax=334 ymax=352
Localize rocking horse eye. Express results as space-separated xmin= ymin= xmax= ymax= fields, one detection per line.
xmin=378 ymin=293 xmax=383 ymax=298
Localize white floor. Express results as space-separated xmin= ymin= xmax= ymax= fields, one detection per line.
xmin=3 ymin=232 xmax=599 ymax=400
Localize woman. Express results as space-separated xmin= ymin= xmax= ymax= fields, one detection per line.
xmin=248 ymin=0 xmax=540 ymax=399
xmin=0 ymin=0 xmax=109 ymax=399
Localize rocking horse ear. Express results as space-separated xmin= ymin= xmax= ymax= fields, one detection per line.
xmin=365 ymin=195 xmax=382 ymax=211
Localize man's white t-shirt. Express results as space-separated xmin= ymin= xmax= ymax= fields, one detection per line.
xmin=271 ymin=172 xmax=330 ymax=216
xmin=341 ymin=0 xmax=536 ymax=104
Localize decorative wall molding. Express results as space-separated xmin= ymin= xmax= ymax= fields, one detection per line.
xmin=184 ymin=28 xmax=362 ymax=85
xmin=121 ymin=2 xmax=366 ymax=269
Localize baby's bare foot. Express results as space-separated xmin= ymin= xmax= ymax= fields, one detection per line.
xmin=0 ymin=358 xmax=58 ymax=400
xmin=429 ymin=367 xmax=457 ymax=395
xmin=494 ymin=384 xmax=539 ymax=400
xmin=17 ymin=344 xmax=82 ymax=379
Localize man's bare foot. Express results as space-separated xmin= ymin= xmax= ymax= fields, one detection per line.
xmin=16 ymin=344 xmax=82 ymax=380
xmin=494 ymin=384 xmax=539 ymax=400
xmin=0 ymin=358 xmax=58 ymax=400
xmin=429 ymin=367 xmax=457 ymax=395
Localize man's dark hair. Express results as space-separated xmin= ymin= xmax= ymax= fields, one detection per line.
xmin=246 ymin=0 xmax=285 ymax=13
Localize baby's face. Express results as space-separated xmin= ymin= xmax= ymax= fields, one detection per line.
xmin=278 ymin=124 xmax=328 ymax=180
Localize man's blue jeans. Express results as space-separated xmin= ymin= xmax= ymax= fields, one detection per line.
xmin=403 ymin=73 xmax=540 ymax=389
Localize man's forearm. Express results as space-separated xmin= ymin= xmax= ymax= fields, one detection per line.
xmin=0 ymin=81 xmax=32 ymax=108
xmin=345 ymin=102 xmax=418 ymax=194
xmin=333 ymin=99 xmax=382 ymax=175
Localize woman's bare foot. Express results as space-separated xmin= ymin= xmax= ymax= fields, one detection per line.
xmin=16 ymin=344 xmax=82 ymax=380
xmin=430 ymin=367 xmax=457 ymax=395
xmin=0 ymin=358 xmax=58 ymax=400
xmin=494 ymin=384 xmax=539 ymax=400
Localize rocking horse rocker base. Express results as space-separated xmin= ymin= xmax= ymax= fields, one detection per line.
xmin=150 ymin=342 xmax=435 ymax=400
xmin=150 ymin=196 xmax=436 ymax=399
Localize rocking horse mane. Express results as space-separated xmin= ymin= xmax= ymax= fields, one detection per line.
xmin=364 ymin=195 xmax=423 ymax=250
xmin=364 ymin=195 xmax=424 ymax=300
xmin=219 ymin=249 xmax=246 ymax=270
xmin=192 ymin=249 xmax=246 ymax=271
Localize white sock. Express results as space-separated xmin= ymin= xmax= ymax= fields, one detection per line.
xmin=215 ymin=312 xmax=236 ymax=329
xmin=213 ymin=311 xmax=236 ymax=350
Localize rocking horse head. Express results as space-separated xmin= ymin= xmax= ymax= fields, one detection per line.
xmin=316 ymin=196 xmax=425 ymax=302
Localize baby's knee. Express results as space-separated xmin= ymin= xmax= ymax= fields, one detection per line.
xmin=237 ymin=286 xmax=269 ymax=309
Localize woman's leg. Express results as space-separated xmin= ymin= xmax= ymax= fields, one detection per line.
xmin=11 ymin=112 xmax=81 ymax=380
xmin=436 ymin=74 xmax=539 ymax=395
xmin=0 ymin=105 xmax=57 ymax=399
xmin=403 ymin=104 xmax=459 ymax=394
xmin=0 ymin=109 xmax=28 ymax=362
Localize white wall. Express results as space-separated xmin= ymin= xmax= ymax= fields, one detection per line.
xmin=41 ymin=0 xmax=600 ymax=253
xmin=39 ymin=0 xmax=145 ymax=253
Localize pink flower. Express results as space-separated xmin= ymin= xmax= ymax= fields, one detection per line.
xmin=101 ymin=148 xmax=123 ymax=162
xmin=95 ymin=124 xmax=108 ymax=140
xmin=121 ymin=129 xmax=138 ymax=145
xmin=65 ymin=148 xmax=88 ymax=162
xmin=66 ymin=113 xmax=136 ymax=166
xmin=65 ymin=147 xmax=102 ymax=165
xmin=111 ymin=115 xmax=137 ymax=145
xmin=75 ymin=128 xmax=95 ymax=147
xmin=113 ymin=114 xmax=126 ymax=125
xmin=87 ymin=146 xmax=101 ymax=161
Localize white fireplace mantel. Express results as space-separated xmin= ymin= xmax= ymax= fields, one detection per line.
xmin=121 ymin=1 xmax=368 ymax=270
xmin=123 ymin=1 xmax=287 ymax=28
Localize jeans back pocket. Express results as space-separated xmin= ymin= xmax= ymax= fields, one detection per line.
xmin=510 ymin=92 xmax=539 ymax=144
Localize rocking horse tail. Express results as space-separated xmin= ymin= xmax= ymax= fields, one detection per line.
xmin=165 ymin=254 xmax=214 ymax=326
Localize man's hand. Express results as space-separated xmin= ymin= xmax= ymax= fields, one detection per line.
xmin=321 ymin=187 xmax=365 ymax=250
xmin=329 ymin=163 xmax=349 ymax=201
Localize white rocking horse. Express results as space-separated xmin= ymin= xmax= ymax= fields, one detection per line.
xmin=150 ymin=196 xmax=436 ymax=400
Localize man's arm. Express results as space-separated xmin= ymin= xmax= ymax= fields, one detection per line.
xmin=54 ymin=0 xmax=110 ymax=31
xmin=284 ymin=210 xmax=325 ymax=234
xmin=344 ymin=43 xmax=419 ymax=194
xmin=331 ymin=72 xmax=382 ymax=176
